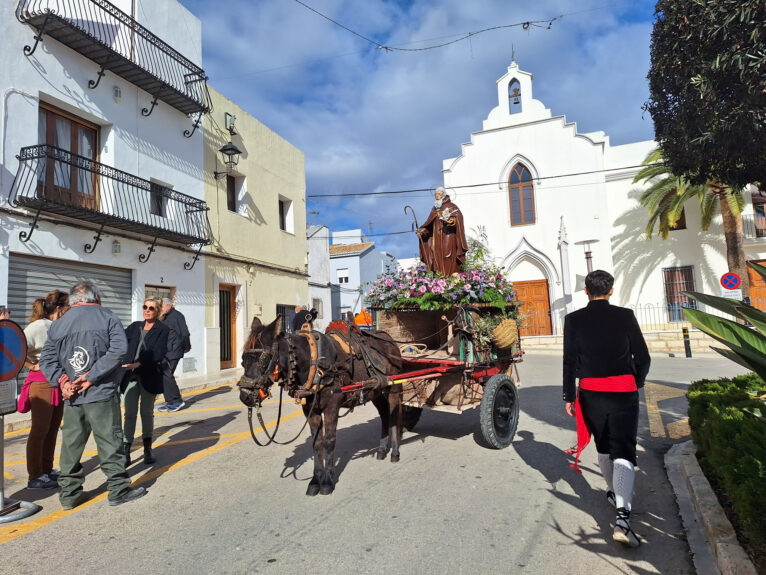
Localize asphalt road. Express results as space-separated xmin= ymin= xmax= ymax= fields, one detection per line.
xmin=0 ymin=353 xmax=747 ymax=575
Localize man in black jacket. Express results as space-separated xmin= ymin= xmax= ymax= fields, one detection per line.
xmin=157 ymin=297 xmax=190 ymax=412
xmin=562 ymin=270 xmax=650 ymax=548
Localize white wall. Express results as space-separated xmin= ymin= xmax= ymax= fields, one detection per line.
xmin=1 ymin=0 xmax=208 ymax=374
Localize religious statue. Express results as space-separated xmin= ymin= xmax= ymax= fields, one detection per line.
xmin=416 ymin=187 xmax=468 ymax=276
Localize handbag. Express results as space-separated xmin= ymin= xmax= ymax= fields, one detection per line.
xmin=17 ymin=380 xmax=32 ymax=413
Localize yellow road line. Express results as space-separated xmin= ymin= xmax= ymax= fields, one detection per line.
xmin=0 ymin=409 xmax=303 ymax=545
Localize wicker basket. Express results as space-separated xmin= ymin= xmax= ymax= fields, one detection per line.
xmin=491 ymin=318 xmax=519 ymax=350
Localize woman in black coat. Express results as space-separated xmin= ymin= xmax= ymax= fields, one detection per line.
xmin=121 ymin=296 xmax=170 ymax=466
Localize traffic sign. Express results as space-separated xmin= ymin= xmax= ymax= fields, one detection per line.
xmin=720 ymin=272 xmax=741 ymax=290
xmin=0 ymin=320 xmax=27 ymax=382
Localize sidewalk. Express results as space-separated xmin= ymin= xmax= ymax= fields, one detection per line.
xmin=666 ymin=440 xmax=758 ymax=575
xmin=2 ymin=367 xmax=243 ymax=434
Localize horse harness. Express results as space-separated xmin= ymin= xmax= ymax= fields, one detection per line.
xmin=238 ymin=329 xmax=336 ymax=446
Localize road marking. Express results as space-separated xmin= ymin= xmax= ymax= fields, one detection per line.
xmin=644 ymin=381 xmax=688 ymax=438
xmin=0 ymin=409 xmax=303 ymax=545
xmin=667 ymin=418 xmax=691 ymax=439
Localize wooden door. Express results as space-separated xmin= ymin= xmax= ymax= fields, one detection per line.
xmin=219 ymin=285 xmax=237 ymax=369
xmin=748 ymin=260 xmax=766 ymax=309
xmin=514 ymin=279 xmax=552 ymax=336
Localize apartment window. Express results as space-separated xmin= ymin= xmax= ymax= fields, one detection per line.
xmin=149 ymin=182 xmax=167 ymax=217
xmin=145 ymin=285 xmax=174 ymax=305
xmin=337 ymin=268 xmax=349 ymax=284
xmin=226 ymin=175 xmax=236 ymax=212
xmin=663 ymin=266 xmax=697 ymax=322
xmin=276 ymin=304 xmax=293 ymax=333
xmin=312 ymin=298 xmax=323 ymax=319
xmin=278 ymin=196 xmax=294 ymax=233
xmin=754 ymin=194 xmax=766 ymax=238
xmin=509 ymin=163 xmax=535 ymax=226
xmin=38 ymin=103 xmax=99 ymax=209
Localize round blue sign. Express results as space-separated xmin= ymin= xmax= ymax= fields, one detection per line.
xmin=720 ymin=273 xmax=741 ymax=290
xmin=0 ymin=320 xmax=27 ymax=381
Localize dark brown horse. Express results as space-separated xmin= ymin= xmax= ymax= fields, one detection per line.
xmin=237 ymin=316 xmax=403 ymax=496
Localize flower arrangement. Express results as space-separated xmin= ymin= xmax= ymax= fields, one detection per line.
xmin=367 ymin=263 xmax=518 ymax=313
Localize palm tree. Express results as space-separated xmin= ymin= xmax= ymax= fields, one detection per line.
xmin=633 ymin=148 xmax=748 ymax=299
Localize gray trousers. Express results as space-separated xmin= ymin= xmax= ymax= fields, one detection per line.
xmin=161 ymin=358 xmax=182 ymax=404
xmin=122 ymin=379 xmax=156 ymax=444
xmin=58 ymin=395 xmax=131 ymax=505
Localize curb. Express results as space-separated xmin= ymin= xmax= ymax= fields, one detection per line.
xmin=2 ymin=371 xmax=242 ymax=435
xmin=665 ymin=440 xmax=758 ymax=575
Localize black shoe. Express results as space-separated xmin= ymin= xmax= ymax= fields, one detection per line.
xmin=142 ymin=438 xmax=155 ymax=465
xmin=108 ymin=486 xmax=147 ymax=507
xmin=613 ymin=507 xmax=641 ymax=548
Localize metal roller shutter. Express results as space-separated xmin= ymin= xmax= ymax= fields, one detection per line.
xmin=8 ymin=253 xmax=133 ymax=328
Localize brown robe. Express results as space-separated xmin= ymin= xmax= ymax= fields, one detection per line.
xmin=418 ymin=196 xmax=468 ymax=276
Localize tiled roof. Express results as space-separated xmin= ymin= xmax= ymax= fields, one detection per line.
xmin=329 ymin=242 xmax=374 ymax=256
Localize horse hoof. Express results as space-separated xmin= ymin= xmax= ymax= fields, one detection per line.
xmin=391 ymin=453 xmax=400 ymax=463
xmin=319 ymin=483 xmax=335 ymax=495
xmin=306 ymin=481 xmax=320 ymax=496
xmin=376 ymin=450 xmax=387 ymax=460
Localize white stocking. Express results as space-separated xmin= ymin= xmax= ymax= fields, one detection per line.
xmin=597 ymin=452 xmax=613 ymax=491
xmin=613 ymin=458 xmax=635 ymax=512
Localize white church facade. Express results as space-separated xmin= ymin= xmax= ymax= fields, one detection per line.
xmin=442 ymin=62 xmax=766 ymax=336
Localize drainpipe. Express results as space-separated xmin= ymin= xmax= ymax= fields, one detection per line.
xmin=558 ymin=216 xmax=573 ymax=314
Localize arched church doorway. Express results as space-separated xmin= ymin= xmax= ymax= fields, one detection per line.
xmin=514 ymin=279 xmax=552 ymax=336
xmin=508 ymin=258 xmax=552 ymax=336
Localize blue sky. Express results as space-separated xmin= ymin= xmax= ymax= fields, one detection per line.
xmin=178 ymin=0 xmax=657 ymax=258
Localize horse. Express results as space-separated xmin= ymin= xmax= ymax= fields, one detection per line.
xmin=237 ymin=315 xmax=404 ymax=496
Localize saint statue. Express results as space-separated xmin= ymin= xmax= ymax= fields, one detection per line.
xmin=417 ymin=187 xmax=468 ymax=276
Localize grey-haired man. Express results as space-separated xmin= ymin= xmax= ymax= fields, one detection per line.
xmin=39 ymin=281 xmax=146 ymax=509
xmin=157 ymin=297 xmax=190 ymax=412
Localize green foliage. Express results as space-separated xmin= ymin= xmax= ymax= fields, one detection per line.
xmin=473 ymin=314 xmax=504 ymax=349
xmin=683 ymin=261 xmax=766 ymax=379
xmin=688 ymin=374 xmax=766 ymax=540
xmin=646 ymin=0 xmax=766 ymax=189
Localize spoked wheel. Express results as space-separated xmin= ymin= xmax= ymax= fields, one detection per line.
xmin=401 ymin=405 xmax=422 ymax=431
xmin=479 ymin=374 xmax=519 ymax=449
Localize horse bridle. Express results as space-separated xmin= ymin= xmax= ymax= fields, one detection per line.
xmin=239 ymin=332 xmax=318 ymax=447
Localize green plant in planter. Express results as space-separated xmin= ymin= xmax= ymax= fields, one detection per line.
xmin=473 ymin=314 xmax=503 ymax=349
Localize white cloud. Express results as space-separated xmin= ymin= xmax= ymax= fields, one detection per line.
xmin=180 ymin=0 xmax=655 ymax=257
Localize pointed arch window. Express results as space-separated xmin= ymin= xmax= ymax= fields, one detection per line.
xmin=509 ymin=163 xmax=535 ymax=226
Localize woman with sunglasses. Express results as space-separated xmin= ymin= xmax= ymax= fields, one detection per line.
xmin=121 ymin=296 xmax=169 ymax=466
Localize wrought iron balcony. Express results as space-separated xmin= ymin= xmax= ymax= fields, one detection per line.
xmin=17 ymin=0 xmax=211 ymax=135
xmin=10 ymin=145 xmax=211 ymax=258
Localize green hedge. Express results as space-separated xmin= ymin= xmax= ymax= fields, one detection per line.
xmin=688 ymin=373 xmax=766 ymax=541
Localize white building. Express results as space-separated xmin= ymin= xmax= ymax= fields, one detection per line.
xmin=443 ymin=62 xmax=766 ymax=336
xmin=1 ymin=0 xmax=210 ymax=376
xmin=307 ymin=225 xmax=331 ymax=331
xmin=329 ymin=229 xmax=396 ymax=320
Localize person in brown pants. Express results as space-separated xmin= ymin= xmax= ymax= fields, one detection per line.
xmin=23 ymin=290 xmax=69 ymax=489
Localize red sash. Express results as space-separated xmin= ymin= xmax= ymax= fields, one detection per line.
xmin=565 ymin=375 xmax=637 ymax=473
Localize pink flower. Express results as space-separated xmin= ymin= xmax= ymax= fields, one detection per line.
xmin=418 ymin=285 xmax=427 ymax=294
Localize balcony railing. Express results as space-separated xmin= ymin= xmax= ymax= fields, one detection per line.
xmin=10 ymin=145 xmax=211 ymax=249
xmin=16 ymin=0 xmax=211 ymax=126
xmin=742 ymin=214 xmax=766 ymax=239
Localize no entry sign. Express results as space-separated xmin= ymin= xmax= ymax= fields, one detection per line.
xmin=0 ymin=320 xmax=27 ymax=381
xmin=720 ymin=272 xmax=741 ymax=290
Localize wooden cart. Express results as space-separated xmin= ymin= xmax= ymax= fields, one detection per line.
xmin=370 ymin=307 xmax=523 ymax=448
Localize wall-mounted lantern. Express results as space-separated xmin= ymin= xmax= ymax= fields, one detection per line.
xmin=224 ymin=112 xmax=237 ymax=135
xmin=213 ymin=141 xmax=242 ymax=180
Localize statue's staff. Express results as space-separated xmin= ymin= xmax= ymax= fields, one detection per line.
xmin=404 ymin=204 xmax=432 ymax=269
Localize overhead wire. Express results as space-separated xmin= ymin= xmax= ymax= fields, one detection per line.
xmin=306 ymin=164 xmax=646 ymax=198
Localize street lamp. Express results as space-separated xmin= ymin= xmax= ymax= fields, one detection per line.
xmin=213 ymin=141 xmax=242 ymax=180
xmin=574 ymin=239 xmax=600 ymax=273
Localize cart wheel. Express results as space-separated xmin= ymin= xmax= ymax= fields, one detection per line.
xmin=401 ymin=405 xmax=422 ymax=431
xmin=479 ymin=374 xmax=519 ymax=449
